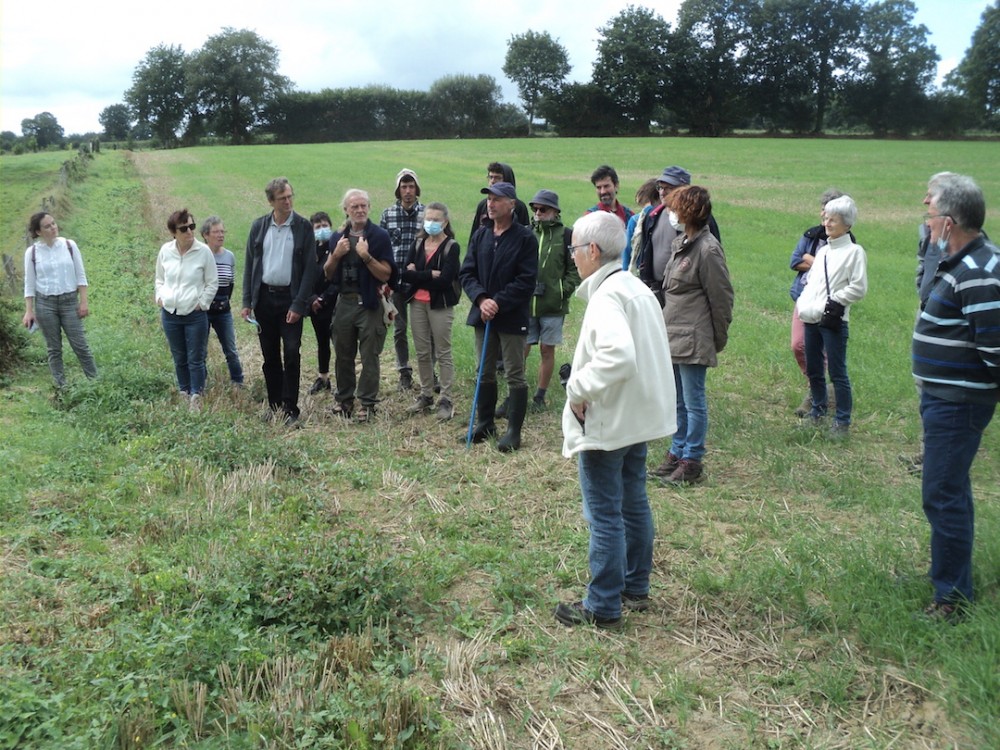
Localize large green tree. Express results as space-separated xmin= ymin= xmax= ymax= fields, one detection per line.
xmin=99 ymin=104 xmax=133 ymax=141
xmin=125 ymin=44 xmax=188 ymax=146
xmin=592 ymin=5 xmax=672 ymax=133
xmin=947 ymin=0 xmax=1000 ymax=129
xmin=186 ymin=28 xmax=291 ymax=144
xmin=672 ymin=0 xmax=756 ymax=135
xmin=20 ymin=112 xmax=64 ymax=149
xmin=429 ymin=74 xmax=510 ymax=137
xmin=502 ymin=30 xmax=571 ymax=134
xmin=840 ymin=0 xmax=938 ymax=136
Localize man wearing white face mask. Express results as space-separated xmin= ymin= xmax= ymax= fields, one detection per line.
xmin=636 ymin=166 xmax=720 ymax=307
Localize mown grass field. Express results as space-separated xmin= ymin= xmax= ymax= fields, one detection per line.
xmin=1 ymin=139 xmax=998 ymax=749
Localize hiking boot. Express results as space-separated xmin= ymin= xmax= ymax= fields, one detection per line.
xmin=554 ymin=601 xmax=621 ymax=630
xmin=650 ymin=451 xmax=680 ymax=477
xmin=398 ymin=370 xmax=413 ymax=392
xmin=666 ymin=458 xmax=704 ymax=485
xmin=436 ymin=398 xmax=454 ymax=421
xmin=308 ymin=377 xmax=330 ymax=395
xmin=919 ymin=600 xmax=965 ymax=624
xmin=794 ymin=393 xmax=812 ymax=418
xmin=829 ymin=421 xmax=850 ymax=440
xmin=407 ymin=395 xmax=434 ymax=414
xmin=622 ymin=592 xmax=651 ymax=612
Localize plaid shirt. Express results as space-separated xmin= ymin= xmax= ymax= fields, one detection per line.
xmin=380 ymin=201 xmax=424 ymax=292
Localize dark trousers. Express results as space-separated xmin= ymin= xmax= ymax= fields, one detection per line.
xmin=309 ymin=306 xmax=335 ymax=375
xmin=256 ymin=287 xmax=303 ymax=416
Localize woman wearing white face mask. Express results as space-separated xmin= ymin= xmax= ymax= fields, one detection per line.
xmin=306 ymin=211 xmax=339 ymax=395
xmin=401 ymin=202 xmax=461 ymax=420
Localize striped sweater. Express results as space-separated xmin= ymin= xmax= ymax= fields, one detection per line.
xmin=912 ymin=235 xmax=1000 ymax=404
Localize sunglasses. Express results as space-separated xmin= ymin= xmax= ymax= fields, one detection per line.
xmin=176 ymin=223 xmax=197 ymax=233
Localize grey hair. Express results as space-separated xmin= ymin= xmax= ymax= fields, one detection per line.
xmin=820 ymin=188 xmax=844 ymax=207
xmin=573 ymin=211 xmax=626 ymax=264
xmin=265 ymin=177 xmax=291 ymax=201
xmin=200 ymin=215 xmax=223 ymax=238
xmin=934 ymin=174 xmax=985 ymax=232
xmin=341 ymin=188 xmax=371 ymax=209
xmin=824 ymin=195 xmax=858 ymax=228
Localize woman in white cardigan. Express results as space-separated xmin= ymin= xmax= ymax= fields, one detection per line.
xmin=155 ymin=208 xmax=218 ymax=407
xmin=797 ymin=195 xmax=868 ymax=436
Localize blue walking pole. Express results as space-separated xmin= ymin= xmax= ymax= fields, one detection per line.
xmin=466 ymin=319 xmax=491 ymax=449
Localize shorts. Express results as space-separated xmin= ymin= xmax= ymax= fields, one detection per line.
xmin=527 ymin=315 xmax=565 ymax=346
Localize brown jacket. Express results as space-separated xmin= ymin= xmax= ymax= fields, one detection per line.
xmin=662 ymin=226 xmax=734 ymax=367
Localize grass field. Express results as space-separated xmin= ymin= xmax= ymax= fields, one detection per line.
xmin=1 ymin=139 xmax=999 ymax=749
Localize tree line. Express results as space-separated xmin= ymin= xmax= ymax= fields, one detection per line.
xmin=4 ymin=0 xmax=998 ymax=152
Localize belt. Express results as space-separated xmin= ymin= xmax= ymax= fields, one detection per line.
xmin=263 ymin=285 xmax=291 ymax=294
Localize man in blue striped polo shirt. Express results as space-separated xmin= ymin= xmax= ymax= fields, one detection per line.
xmin=913 ymin=173 xmax=1000 ymax=622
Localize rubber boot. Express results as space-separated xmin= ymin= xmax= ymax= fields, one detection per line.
xmin=497 ymin=387 xmax=528 ymax=453
xmin=465 ymin=382 xmax=498 ymax=444
xmin=495 ymin=394 xmax=510 ymax=420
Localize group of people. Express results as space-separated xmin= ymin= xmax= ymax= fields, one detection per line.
xmin=21 ymin=164 xmax=997 ymax=629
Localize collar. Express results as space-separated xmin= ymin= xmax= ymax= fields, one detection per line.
xmin=577 ymin=263 xmax=620 ymax=302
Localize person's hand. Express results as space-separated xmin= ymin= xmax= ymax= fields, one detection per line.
xmin=240 ymin=307 xmax=251 ymax=320
xmin=431 ymin=270 xmax=441 ymax=279
xmin=479 ymin=297 xmax=498 ymax=321
xmin=571 ymin=401 xmax=588 ymax=426
xmin=333 ymin=236 xmax=351 ymax=259
xmin=311 ymin=298 xmax=323 ymax=313
xmin=406 ymin=263 xmax=416 ymax=272
xmin=22 ymin=312 xmax=34 ymax=328
xmin=286 ymin=310 xmax=302 ymax=324
xmin=356 ymin=236 xmax=370 ymax=262
xmin=78 ymin=302 xmax=89 ymax=318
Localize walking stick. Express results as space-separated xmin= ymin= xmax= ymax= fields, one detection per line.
xmin=466 ymin=319 xmax=491 ymax=449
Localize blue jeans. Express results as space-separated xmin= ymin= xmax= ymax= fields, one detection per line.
xmin=920 ymin=392 xmax=995 ymax=604
xmin=670 ymin=364 xmax=708 ymax=461
xmin=578 ymin=442 xmax=655 ymax=619
xmin=804 ymin=321 xmax=852 ymax=425
xmin=207 ymin=309 xmax=244 ymax=383
xmin=161 ymin=308 xmax=209 ymax=395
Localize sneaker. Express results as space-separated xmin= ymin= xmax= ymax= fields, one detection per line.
xmin=794 ymin=393 xmax=812 ymax=418
xmin=436 ymin=398 xmax=454 ymax=421
xmin=554 ymin=601 xmax=621 ymax=630
xmin=308 ymin=377 xmax=330 ymax=395
xmin=621 ymin=592 xmax=651 ymax=612
xmin=919 ymin=600 xmax=965 ymax=624
xmin=407 ymin=395 xmax=434 ymax=414
xmin=829 ymin=421 xmax=850 ymax=439
xmin=398 ymin=370 xmax=413 ymax=391
xmin=189 ymin=393 xmax=202 ymax=412
xmin=665 ymin=458 xmax=704 ymax=485
xmin=649 ymin=452 xmax=680 ymax=477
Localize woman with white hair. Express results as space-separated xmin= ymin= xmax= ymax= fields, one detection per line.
xmin=555 ymin=210 xmax=676 ymax=629
xmin=796 ymin=195 xmax=868 ymax=436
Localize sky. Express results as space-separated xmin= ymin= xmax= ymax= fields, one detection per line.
xmin=0 ymin=0 xmax=992 ymax=135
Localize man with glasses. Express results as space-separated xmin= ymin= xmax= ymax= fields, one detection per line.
xmin=242 ymin=177 xmax=317 ymax=426
xmin=912 ymin=174 xmax=1000 ymax=623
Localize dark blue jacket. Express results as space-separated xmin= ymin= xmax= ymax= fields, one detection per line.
xmin=326 ymin=220 xmax=398 ymax=311
xmin=460 ymin=222 xmax=538 ymax=334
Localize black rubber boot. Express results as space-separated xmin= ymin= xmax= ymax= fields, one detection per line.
xmin=463 ymin=382 xmax=498 ymax=444
xmin=497 ymin=387 xmax=528 ymax=452
xmin=495 ymin=394 xmax=510 ymax=420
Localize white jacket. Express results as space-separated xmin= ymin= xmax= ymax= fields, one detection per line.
xmin=797 ymin=233 xmax=868 ymax=323
xmin=155 ymin=239 xmax=219 ymax=316
xmin=562 ymin=264 xmax=677 ymax=457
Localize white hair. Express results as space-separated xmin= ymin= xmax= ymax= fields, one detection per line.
xmin=573 ymin=211 xmax=626 ymax=264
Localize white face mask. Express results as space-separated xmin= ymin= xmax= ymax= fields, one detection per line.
xmin=668 ymin=211 xmax=684 ymax=231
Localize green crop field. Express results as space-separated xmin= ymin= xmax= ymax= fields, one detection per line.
xmin=1 ymin=139 xmax=998 ymax=748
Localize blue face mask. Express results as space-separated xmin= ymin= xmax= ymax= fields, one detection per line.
xmin=315 ymin=226 xmax=332 ymax=242
xmin=424 ymin=220 xmax=444 ymax=236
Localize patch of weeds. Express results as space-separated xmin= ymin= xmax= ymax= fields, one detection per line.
xmin=245 ymin=527 xmax=409 ymax=638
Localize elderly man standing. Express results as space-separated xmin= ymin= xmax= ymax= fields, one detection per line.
xmin=913 ymin=174 xmax=1000 ymax=623
xmin=460 ymin=181 xmax=538 ymax=452
xmin=555 ymin=211 xmax=676 ymax=629
xmin=242 ymin=177 xmax=317 ymax=426
xmin=585 ymin=164 xmax=634 ymax=225
xmin=324 ymin=189 xmax=397 ymax=423
xmin=380 ymin=168 xmax=425 ymax=392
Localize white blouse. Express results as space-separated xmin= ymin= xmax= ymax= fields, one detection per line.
xmin=24 ymin=237 xmax=88 ymax=298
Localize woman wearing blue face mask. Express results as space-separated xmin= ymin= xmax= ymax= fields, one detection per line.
xmin=401 ymin=202 xmax=461 ymax=420
xmin=306 ymin=211 xmax=339 ymax=395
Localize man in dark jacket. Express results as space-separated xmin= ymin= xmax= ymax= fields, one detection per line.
xmin=460 ymin=181 xmax=539 ymax=452
xmin=242 ymin=177 xmax=318 ymax=425
xmin=468 ymin=162 xmax=530 ymax=247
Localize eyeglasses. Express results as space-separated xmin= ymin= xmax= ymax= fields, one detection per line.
xmin=176 ymin=223 xmax=196 ymax=233
xmin=923 ymin=212 xmax=952 ymax=222
xmin=568 ymin=243 xmax=592 ymax=255
xmin=656 ymin=183 xmax=672 ymax=192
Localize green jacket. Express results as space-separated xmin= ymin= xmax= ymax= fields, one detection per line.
xmin=530 ymin=218 xmax=580 ymax=317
